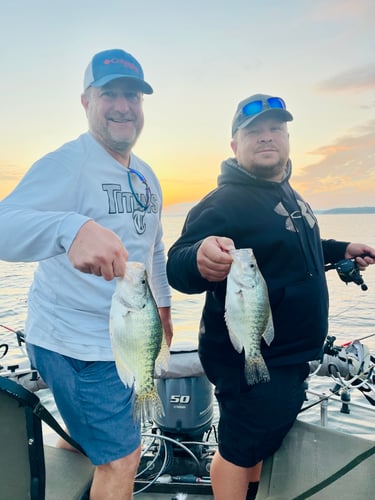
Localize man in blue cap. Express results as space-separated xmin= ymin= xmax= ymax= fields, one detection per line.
xmin=0 ymin=49 xmax=173 ymax=499
xmin=167 ymin=93 xmax=375 ymax=499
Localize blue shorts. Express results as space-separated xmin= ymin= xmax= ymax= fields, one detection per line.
xmin=27 ymin=343 xmax=141 ymax=466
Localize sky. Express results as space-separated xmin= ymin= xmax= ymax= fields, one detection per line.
xmin=1 ymin=0 xmax=374 ymax=210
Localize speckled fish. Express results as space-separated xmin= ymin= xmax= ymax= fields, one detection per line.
xmin=110 ymin=261 xmax=169 ymax=423
xmin=225 ymin=248 xmax=274 ymax=385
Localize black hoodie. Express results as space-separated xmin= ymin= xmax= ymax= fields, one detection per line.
xmin=167 ymin=158 xmax=348 ymax=369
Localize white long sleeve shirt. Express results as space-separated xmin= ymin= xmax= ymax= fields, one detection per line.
xmin=0 ymin=132 xmax=171 ymax=360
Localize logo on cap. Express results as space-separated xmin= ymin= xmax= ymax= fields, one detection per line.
xmin=103 ymin=58 xmax=140 ymax=75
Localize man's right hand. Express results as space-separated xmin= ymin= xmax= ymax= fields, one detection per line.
xmin=197 ymin=236 xmax=235 ymax=282
xmin=68 ymin=220 xmax=128 ymax=280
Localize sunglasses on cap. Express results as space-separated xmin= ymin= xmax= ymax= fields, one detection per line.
xmin=242 ymin=97 xmax=287 ymax=117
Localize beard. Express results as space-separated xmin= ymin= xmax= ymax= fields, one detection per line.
xmin=250 ymin=161 xmax=287 ymax=181
xmin=91 ymin=122 xmax=142 ymax=157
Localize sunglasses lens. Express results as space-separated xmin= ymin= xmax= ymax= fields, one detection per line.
xmin=242 ymin=100 xmax=263 ymax=116
xmin=267 ymin=97 xmax=286 ymax=109
xmin=242 ymin=97 xmax=286 ymax=118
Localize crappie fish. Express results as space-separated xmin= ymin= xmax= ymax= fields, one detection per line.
xmin=110 ymin=261 xmax=169 ymax=423
xmin=225 ymin=248 xmax=274 ymax=385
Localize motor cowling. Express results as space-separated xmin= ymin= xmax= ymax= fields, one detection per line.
xmin=154 ymin=341 xmax=214 ymax=439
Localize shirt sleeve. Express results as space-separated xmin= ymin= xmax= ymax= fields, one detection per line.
xmin=0 ymin=155 xmax=91 ymax=262
xmin=151 ymin=237 xmax=172 ymax=307
xmin=167 ymin=202 xmax=220 ymax=294
xmin=321 ymin=239 xmax=350 ymax=265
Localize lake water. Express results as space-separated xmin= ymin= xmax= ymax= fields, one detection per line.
xmin=1 ymin=210 xmax=375 ymax=441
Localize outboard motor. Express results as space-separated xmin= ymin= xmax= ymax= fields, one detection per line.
xmin=137 ymin=341 xmax=215 ymax=480
xmin=154 ymin=342 xmax=214 ymax=440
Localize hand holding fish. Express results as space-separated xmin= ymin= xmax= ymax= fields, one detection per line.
xmin=68 ymin=220 xmax=128 ymax=280
xmin=197 ymin=236 xmax=235 ymax=281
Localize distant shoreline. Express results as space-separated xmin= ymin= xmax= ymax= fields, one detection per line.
xmin=315 ymin=207 xmax=375 ymax=215
xmin=165 ymin=203 xmax=375 ymax=217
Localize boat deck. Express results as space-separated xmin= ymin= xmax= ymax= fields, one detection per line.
xmin=134 ymin=478 xmax=213 ymax=498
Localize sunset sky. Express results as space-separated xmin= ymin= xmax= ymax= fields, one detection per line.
xmin=1 ymin=0 xmax=374 ymax=210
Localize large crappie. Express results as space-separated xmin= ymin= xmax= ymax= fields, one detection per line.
xmin=109 ymin=261 xmax=169 ymax=423
xmin=225 ymin=248 xmax=274 ymax=385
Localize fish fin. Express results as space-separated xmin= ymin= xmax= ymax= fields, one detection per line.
xmin=224 ymin=312 xmax=245 ymax=353
xmin=114 ymin=355 xmax=135 ymax=388
xmin=134 ymin=387 xmax=164 ymax=424
xmin=262 ymin=313 xmax=274 ymax=346
xmin=154 ymin=331 xmax=170 ymax=376
xmin=110 ymin=311 xmax=136 ymax=388
xmin=244 ymin=354 xmax=270 ymax=385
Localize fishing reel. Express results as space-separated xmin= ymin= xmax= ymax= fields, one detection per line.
xmin=325 ymin=257 xmax=368 ymax=291
xmin=323 ymin=335 xmax=341 ymax=356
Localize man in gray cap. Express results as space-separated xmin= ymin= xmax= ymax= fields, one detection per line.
xmin=167 ymin=93 xmax=375 ymax=499
xmin=0 ymin=49 xmax=173 ymax=499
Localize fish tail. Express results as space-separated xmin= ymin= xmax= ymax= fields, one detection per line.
xmin=244 ymin=354 xmax=270 ymax=385
xmin=134 ymin=388 xmax=164 ymax=424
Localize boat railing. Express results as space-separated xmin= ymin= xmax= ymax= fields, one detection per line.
xmin=305 ymin=387 xmax=375 ymax=427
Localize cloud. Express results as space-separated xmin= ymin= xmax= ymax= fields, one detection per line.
xmin=316 ymin=62 xmax=375 ymax=93
xmin=0 ymin=164 xmax=26 ymax=181
xmin=293 ymin=120 xmax=375 ymax=205
xmin=310 ymin=0 xmax=375 ymax=22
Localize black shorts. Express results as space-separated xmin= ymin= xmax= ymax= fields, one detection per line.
xmin=201 ymin=345 xmax=309 ymax=467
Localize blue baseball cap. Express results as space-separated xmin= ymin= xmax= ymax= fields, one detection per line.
xmin=83 ymin=49 xmax=153 ymax=94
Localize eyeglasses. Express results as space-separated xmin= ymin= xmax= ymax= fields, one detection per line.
xmin=127 ymin=167 xmax=151 ymax=211
xmin=242 ymin=97 xmax=286 ymax=117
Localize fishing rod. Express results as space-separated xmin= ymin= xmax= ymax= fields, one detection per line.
xmin=341 ymin=333 xmax=375 ymax=347
xmin=0 ymin=324 xmax=28 ymax=364
xmin=0 ymin=324 xmax=17 ymax=333
xmin=0 ymin=324 xmax=25 ymax=345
